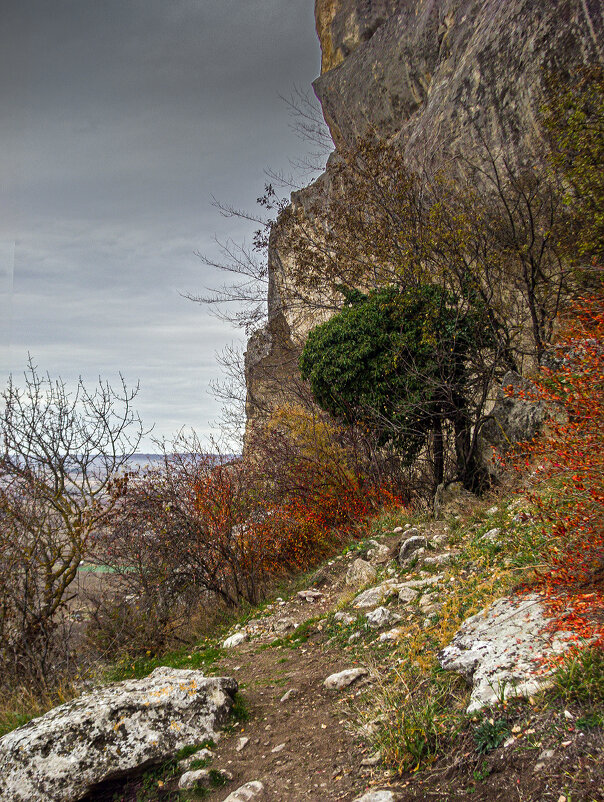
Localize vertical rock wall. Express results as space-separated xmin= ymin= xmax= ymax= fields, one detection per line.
xmin=244 ymin=0 xmax=603 ymax=435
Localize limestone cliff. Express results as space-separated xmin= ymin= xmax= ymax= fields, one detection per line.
xmin=244 ymin=0 xmax=603 ymax=432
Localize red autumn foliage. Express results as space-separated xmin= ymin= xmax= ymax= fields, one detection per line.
xmin=507 ymin=291 xmax=604 ymax=649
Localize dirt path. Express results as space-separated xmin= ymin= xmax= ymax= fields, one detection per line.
xmin=202 ymin=553 xmax=393 ymax=802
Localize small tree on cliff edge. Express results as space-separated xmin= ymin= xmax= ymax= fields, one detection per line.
xmin=299 ymin=284 xmax=497 ymax=492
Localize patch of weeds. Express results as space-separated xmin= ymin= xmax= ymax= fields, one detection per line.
xmin=474 ymin=718 xmax=510 ymax=754
xmin=231 ymin=692 xmax=250 ymax=723
xmin=106 ymin=644 xmax=224 ymax=683
xmin=370 ymin=666 xmax=467 ymax=774
xmin=553 ymin=647 xmax=604 ymax=704
xmin=472 ymin=759 xmax=492 ymax=782
xmin=174 ymin=741 xmax=215 ymax=762
xmin=576 ymin=711 xmax=604 ymax=730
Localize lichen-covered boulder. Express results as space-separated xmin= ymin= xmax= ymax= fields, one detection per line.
xmin=0 ymin=667 xmax=238 ymax=802
xmin=438 ymin=594 xmax=575 ymax=712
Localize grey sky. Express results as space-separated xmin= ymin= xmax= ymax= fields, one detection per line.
xmin=1 ymin=0 xmax=325 ymax=449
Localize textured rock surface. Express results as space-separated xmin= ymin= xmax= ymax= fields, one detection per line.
xmin=398 ymin=535 xmax=427 ymax=564
xmin=352 ymin=790 xmax=397 ymax=802
xmin=366 ymin=605 xmax=402 ymax=629
xmin=479 ymin=371 xmax=546 ymax=474
xmin=314 ymin=0 xmax=604 ymax=151
xmin=353 ymin=579 xmax=405 ymax=608
xmin=0 ymin=667 xmax=237 ymax=802
xmin=244 ymin=0 xmax=602 ymax=438
xmin=324 ymin=667 xmax=369 ymax=690
xmin=222 ymin=780 xmax=265 ymax=801
xmin=346 ymin=557 xmax=378 ymax=586
xmin=438 ymin=594 xmax=575 ymax=712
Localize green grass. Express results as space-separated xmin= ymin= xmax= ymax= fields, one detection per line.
xmin=105 ymin=643 xmax=224 ymax=683
xmin=553 ymin=647 xmax=604 ymax=704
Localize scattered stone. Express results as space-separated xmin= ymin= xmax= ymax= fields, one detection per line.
xmin=178 ymin=748 xmax=213 ymax=769
xmin=334 ymin=611 xmax=355 ymax=625
xmin=352 ymin=791 xmax=396 ymax=802
xmin=360 ymin=750 xmax=382 ymax=767
xmin=179 ymin=769 xmax=209 ymax=790
xmin=366 ymin=540 xmax=391 ymax=563
xmin=353 ymin=580 xmax=405 ymax=608
xmin=279 ymin=688 xmax=298 ymax=703
xmin=398 ymin=586 xmax=419 ymax=604
xmin=486 ymin=506 xmax=499 ymax=516
xmin=223 ymin=631 xmax=249 ymax=648
xmin=179 ymin=768 xmax=233 ymax=790
xmin=297 ymin=589 xmax=323 ymax=602
xmin=379 ymin=627 xmax=404 ymax=643
xmin=324 ymin=667 xmax=368 ymax=690
xmin=0 ymin=667 xmax=237 ymax=802
xmin=346 ymin=558 xmax=377 ymax=587
xmin=393 ymin=526 xmax=404 ymax=533
xmin=236 ymin=736 xmax=250 ymax=752
xmin=365 ymin=606 xmax=401 ymax=629
xmin=401 ymin=574 xmax=444 ymax=589
xmin=271 ymin=742 xmax=286 ymax=753
xmin=348 ymin=631 xmax=362 ymax=643
xmin=424 ymin=551 xmax=459 ymax=567
xmin=398 ymin=535 xmax=427 ymax=565
xmin=222 ymin=781 xmax=265 ymax=801
xmin=438 ymin=594 xmax=575 ymax=712
xmin=272 ymin=617 xmax=296 ymax=634
xmin=482 ymin=527 xmax=501 ymax=542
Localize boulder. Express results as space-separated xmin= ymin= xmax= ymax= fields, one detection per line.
xmin=365 ymin=606 xmax=402 ymax=629
xmin=324 ymin=667 xmax=369 ymax=690
xmin=0 ymin=667 xmax=237 ymax=802
xmin=398 ymin=535 xmax=427 ymax=564
xmin=353 ymin=580 xmax=405 ymax=608
xmin=424 ymin=551 xmax=459 ymax=567
xmin=366 ymin=539 xmax=391 ymax=563
xmin=223 ymin=631 xmax=249 ymax=648
xmin=346 ymin=558 xmax=377 ymax=586
xmin=438 ymin=594 xmax=575 ymax=712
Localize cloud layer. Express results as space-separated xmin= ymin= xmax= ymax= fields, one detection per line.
xmin=1 ymin=0 xmax=324 ymax=448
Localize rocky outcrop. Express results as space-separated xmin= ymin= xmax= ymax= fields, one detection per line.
xmin=479 ymin=371 xmax=546 ymax=474
xmin=0 ymin=667 xmax=237 ymax=802
xmin=244 ymin=0 xmax=603 ymax=436
xmin=438 ymin=594 xmax=575 ymax=712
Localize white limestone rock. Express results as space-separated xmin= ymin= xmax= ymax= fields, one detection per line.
xmin=398 ymin=535 xmax=427 ymax=565
xmin=379 ymin=626 xmax=405 ymax=643
xmin=324 ymin=667 xmax=369 ymax=690
xmin=346 ymin=558 xmax=377 ymax=587
xmin=366 ymin=539 xmax=391 ymax=563
xmin=223 ymin=631 xmax=249 ymax=648
xmin=353 ymin=580 xmax=405 ymax=608
xmin=353 ymin=791 xmax=397 ymax=802
xmin=0 ymin=667 xmax=237 ymax=802
xmin=365 ymin=606 xmax=402 ymax=629
xmin=223 ymin=780 xmax=265 ymax=801
xmin=438 ymin=594 xmax=575 ymax=712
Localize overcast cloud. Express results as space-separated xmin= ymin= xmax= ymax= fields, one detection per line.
xmin=0 ymin=0 xmax=324 ymax=449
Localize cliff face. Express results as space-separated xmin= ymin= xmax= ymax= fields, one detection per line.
xmin=244 ymin=0 xmax=603 ymax=431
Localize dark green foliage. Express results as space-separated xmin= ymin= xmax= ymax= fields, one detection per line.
xmin=474 ymin=718 xmax=510 ymax=754
xmin=299 ymin=284 xmax=492 ymax=486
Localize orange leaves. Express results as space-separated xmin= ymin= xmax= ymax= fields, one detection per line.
xmin=509 ymin=291 xmax=604 ymax=648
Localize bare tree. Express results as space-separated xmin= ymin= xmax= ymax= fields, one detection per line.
xmin=0 ymin=360 xmax=145 ymax=688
